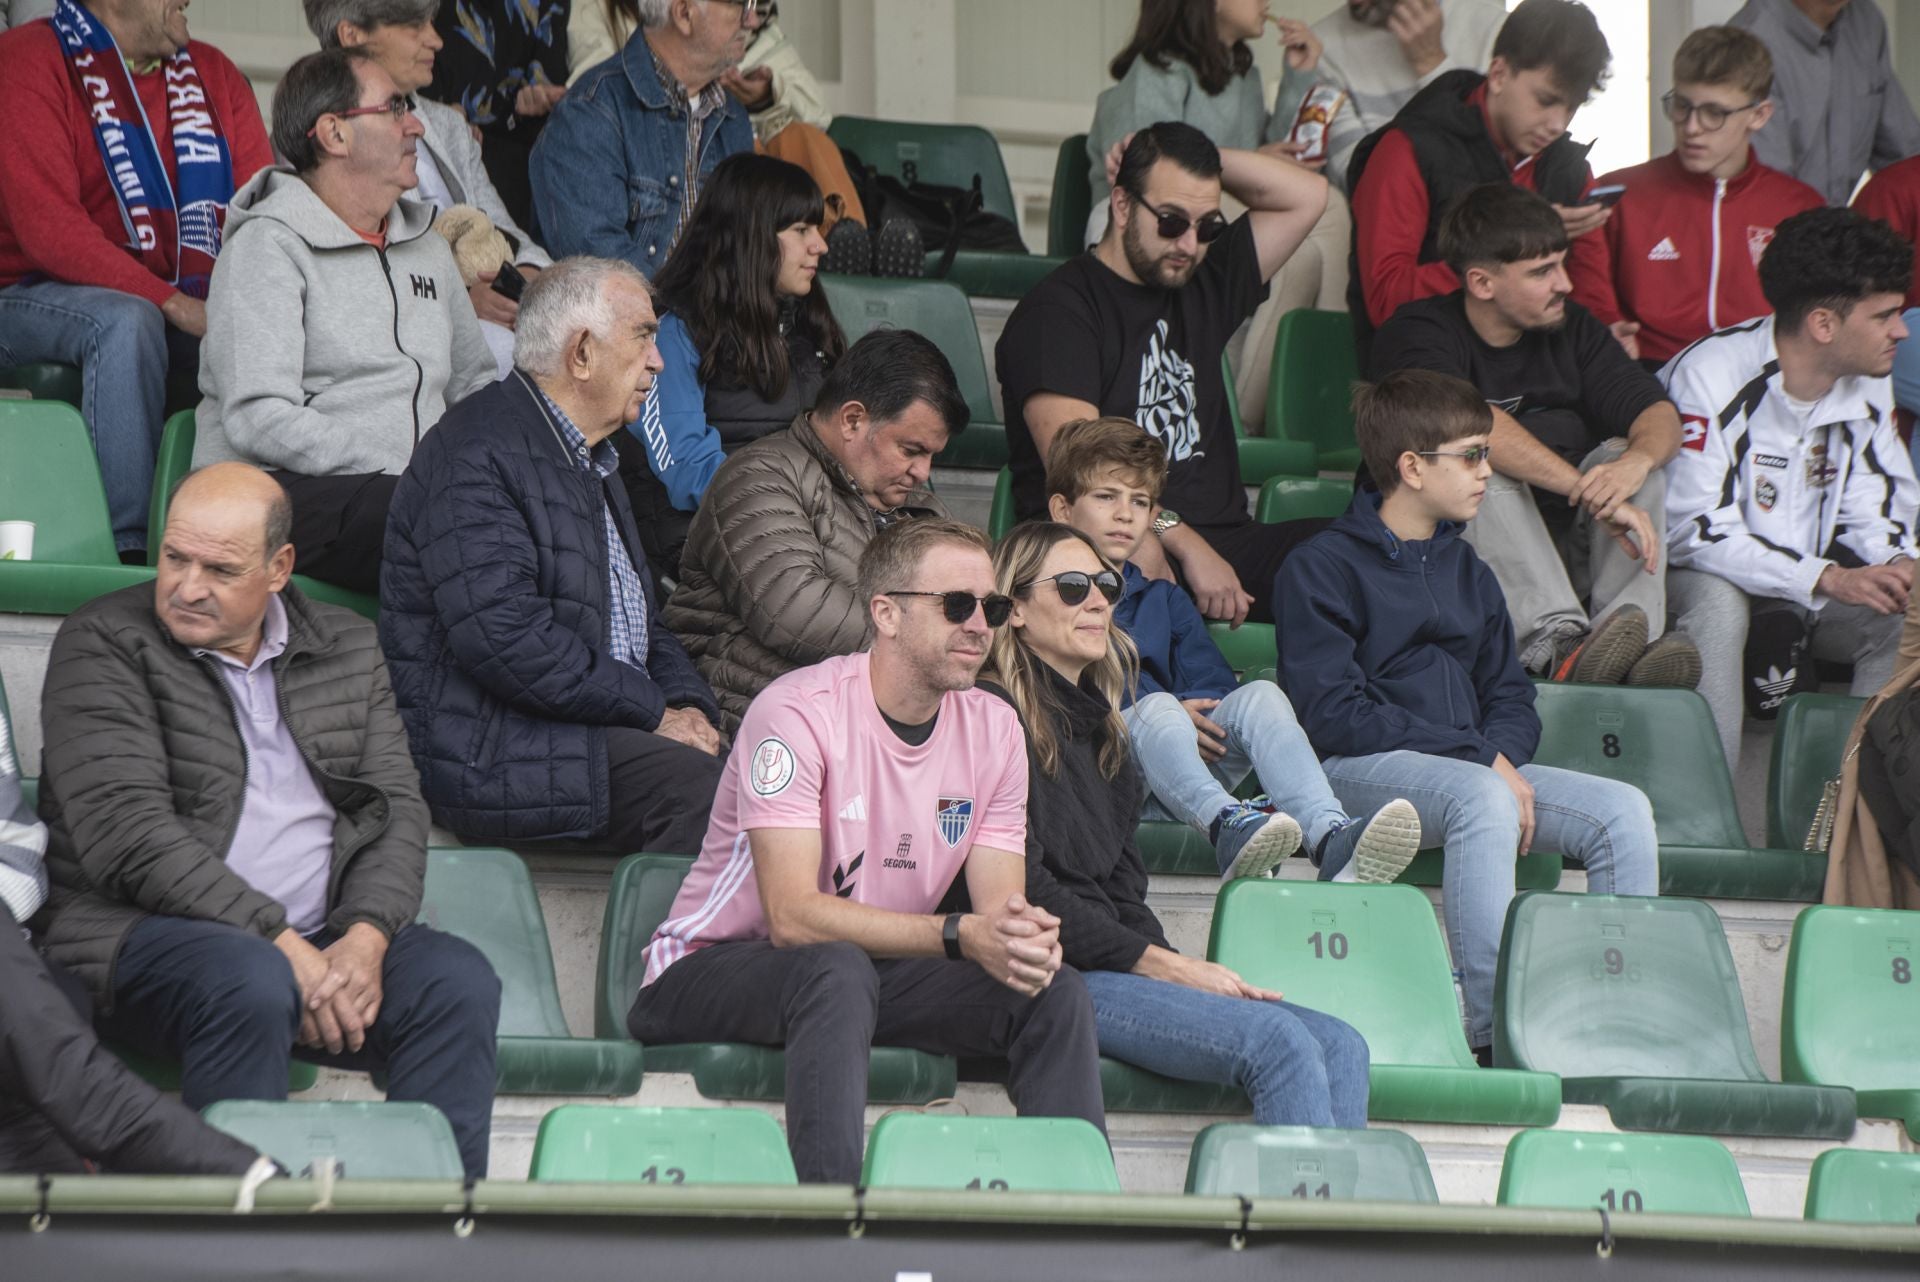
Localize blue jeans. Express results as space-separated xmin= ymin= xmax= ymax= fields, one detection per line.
xmin=1320 ymin=753 xmax=1660 ymax=1049
xmin=0 ymin=279 xmax=171 ymax=551
xmin=1124 ymin=682 xmax=1349 ymax=849
xmin=1083 ymin=969 xmax=1369 ymax=1127
xmin=99 ymin=915 xmax=503 ymax=1178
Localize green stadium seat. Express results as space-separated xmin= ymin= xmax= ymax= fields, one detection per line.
xmin=820 ymin=274 xmax=1005 ymax=469
xmin=1264 ymin=309 xmax=1361 ymax=472
xmin=1205 ymin=621 xmax=1276 ymax=677
xmin=1184 ymin=1123 xmax=1438 ymax=1201
xmin=0 ymin=398 xmax=117 ymax=564
xmin=1495 ymin=892 xmax=1855 ymax=1138
xmin=1767 ymin=694 xmax=1865 ymax=850
xmin=1224 ymin=352 xmax=1320 ymax=483
xmin=1047 ymin=133 xmax=1092 ymax=258
xmin=529 ymin=1104 xmax=798 ymax=1184
xmin=988 ymin=466 xmax=1015 ymax=540
xmin=0 ymin=362 xmax=83 ymax=408
xmin=859 ymin=1114 xmax=1120 ymax=1192
xmin=109 ymin=1044 xmax=318 ymax=1094
xmin=202 ymin=1100 xmax=463 ymax=1179
xmin=1255 ymin=475 xmax=1356 ymax=524
xmin=1531 ymin=683 xmax=1826 ymax=901
xmin=1803 ymin=1149 xmax=1920 ymax=1225
xmin=596 ymin=853 xmax=957 ymax=1103
xmin=1210 ymin=880 xmax=1560 ymax=1126
xmin=146 ymin=408 xmax=197 ymax=561
xmin=1781 ymin=905 xmax=1920 ymax=1141
xmin=418 ymin=847 xmax=644 ymax=1095
xmin=1100 ymin=1057 xmax=1247 ymax=1113
xmin=1495 ymin=1129 xmax=1749 ymax=1216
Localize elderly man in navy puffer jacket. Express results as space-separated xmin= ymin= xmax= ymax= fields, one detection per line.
xmin=382 ymin=256 xmax=725 ymax=855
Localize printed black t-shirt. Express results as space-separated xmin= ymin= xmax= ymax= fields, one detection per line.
xmin=995 ymin=215 xmax=1267 ymax=525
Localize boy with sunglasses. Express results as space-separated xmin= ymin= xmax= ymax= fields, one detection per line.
xmin=1046 ymin=417 xmax=1422 ymax=883
xmin=1276 ymin=370 xmax=1659 ymax=1062
xmin=1592 ymin=26 xmax=1819 ymax=367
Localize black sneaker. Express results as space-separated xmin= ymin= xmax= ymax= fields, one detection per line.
xmin=871 ymin=218 xmax=925 ymax=277
xmin=820 ymin=219 xmax=870 ymax=276
xmin=1313 ymin=799 xmax=1421 ymax=883
xmin=1624 ymin=631 xmax=1704 ymax=689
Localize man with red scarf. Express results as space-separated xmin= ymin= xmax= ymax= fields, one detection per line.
xmin=0 ymin=0 xmax=272 ymax=559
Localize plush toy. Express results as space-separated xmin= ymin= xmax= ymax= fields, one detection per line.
xmin=433 ymin=205 xmax=513 ymax=288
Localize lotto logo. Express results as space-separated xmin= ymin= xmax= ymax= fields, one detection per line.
xmin=1680 ymin=414 xmax=1709 ymax=451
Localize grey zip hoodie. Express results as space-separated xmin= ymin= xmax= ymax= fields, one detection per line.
xmin=193 ymin=166 xmax=498 ymax=477
xmin=0 ymin=690 xmax=47 ymax=925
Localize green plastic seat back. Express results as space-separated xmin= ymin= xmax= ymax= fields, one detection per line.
xmin=203 ymin=1100 xmax=463 ymax=1179
xmin=1804 ymin=1149 xmax=1920 ymax=1224
xmin=860 ymin=1114 xmax=1119 ymax=1192
xmin=1767 ymin=694 xmax=1865 ymax=849
xmin=988 ymin=466 xmax=1015 ymax=540
xmin=1204 ymin=621 xmax=1276 ymax=678
xmin=1496 ymin=1129 xmax=1749 ymax=1216
xmin=1256 ymin=476 xmax=1356 ymax=524
xmin=1209 ymin=880 xmax=1476 ymax=1068
xmin=0 ymin=362 xmax=84 ymax=407
xmin=418 ymin=847 xmax=569 ymax=1039
xmin=820 ymin=274 xmax=997 ymax=427
xmin=530 ymin=1104 xmax=797 ymax=1184
xmin=1047 ymin=133 xmax=1092 ymax=257
xmin=1531 ymin=684 xmax=1745 ymax=848
xmin=1185 ymin=1123 xmax=1438 ymax=1201
xmin=1782 ymin=905 xmax=1920 ymax=1090
xmin=829 ymin=116 xmax=1022 ymax=231
xmin=147 ymin=408 xmax=196 ymax=559
xmin=1264 ymin=309 xmax=1360 ymax=462
xmin=1495 ymin=892 xmax=1766 ymax=1080
xmin=597 ymin=854 xmax=697 ymax=1039
xmin=0 ymin=399 xmax=118 ymax=564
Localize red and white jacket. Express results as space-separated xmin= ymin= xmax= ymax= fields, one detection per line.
xmin=1596 ymin=152 xmax=1822 ymax=366
xmin=1851 ymin=154 xmax=1920 ymax=308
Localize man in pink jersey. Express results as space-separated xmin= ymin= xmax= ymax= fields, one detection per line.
xmin=631 ymin=519 xmax=1107 ymax=1183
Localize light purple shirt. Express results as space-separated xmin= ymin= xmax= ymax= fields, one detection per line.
xmin=197 ymin=595 xmax=333 ymax=935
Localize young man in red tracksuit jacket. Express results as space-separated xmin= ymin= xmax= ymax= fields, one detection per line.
xmin=1594 ymin=26 xmax=1820 ymax=367
xmin=1346 ymin=0 xmax=1623 ymax=345
xmin=1852 ymin=156 xmax=1920 ymax=309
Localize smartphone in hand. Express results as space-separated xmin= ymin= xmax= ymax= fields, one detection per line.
xmin=1587 ymin=184 xmax=1627 ymax=208
xmin=490 ymin=259 xmax=527 ymax=303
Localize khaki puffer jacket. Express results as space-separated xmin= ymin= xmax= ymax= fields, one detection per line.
xmin=36 ymin=583 xmax=429 ymax=1007
xmin=661 ymin=415 xmax=945 ymax=728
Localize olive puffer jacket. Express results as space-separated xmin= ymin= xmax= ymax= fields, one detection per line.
xmin=36 ymin=583 xmax=429 ymax=1006
xmin=660 ymin=414 xmax=945 ymax=729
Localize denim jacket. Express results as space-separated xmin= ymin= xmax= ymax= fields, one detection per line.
xmin=529 ymin=32 xmax=752 ymax=276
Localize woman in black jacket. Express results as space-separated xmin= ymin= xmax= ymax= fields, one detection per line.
xmin=985 ymin=521 xmax=1368 ymax=1127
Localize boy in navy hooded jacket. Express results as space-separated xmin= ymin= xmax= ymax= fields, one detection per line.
xmin=1045 ymin=417 xmax=1420 ymax=885
xmin=1275 ymin=370 xmax=1659 ymax=1058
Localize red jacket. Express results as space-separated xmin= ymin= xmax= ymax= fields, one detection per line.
xmin=1351 ymin=81 xmax=1619 ymax=329
xmin=0 ymin=22 xmax=273 ymax=307
xmin=1596 ymin=151 xmax=1821 ymax=365
xmin=1852 ymin=154 xmax=1920 ymax=309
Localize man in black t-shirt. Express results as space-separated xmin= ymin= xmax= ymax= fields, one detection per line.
xmin=1371 ymin=183 xmax=1699 ymax=686
xmin=997 ymin=122 xmax=1330 ymax=625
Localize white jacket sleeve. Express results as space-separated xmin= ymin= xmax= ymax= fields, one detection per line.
xmin=1835 ymin=406 xmax=1920 ymax=567
xmin=1663 ymin=360 xmax=1832 ymax=606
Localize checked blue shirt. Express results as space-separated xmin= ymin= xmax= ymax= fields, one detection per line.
xmin=536 ymin=387 xmax=650 ymax=673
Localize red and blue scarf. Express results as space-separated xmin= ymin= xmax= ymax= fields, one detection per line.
xmin=51 ymin=0 xmax=235 ymax=299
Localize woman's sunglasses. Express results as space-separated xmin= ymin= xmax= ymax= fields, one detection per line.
xmin=1023 ymin=570 xmax=1123 ymax=607
xmin=886 ymin=590 xmax=1014 ymax=627
xmin=1127 ymin=192 xmax=1230 ymax=245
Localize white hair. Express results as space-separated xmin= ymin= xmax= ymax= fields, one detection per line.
xmin=633 ymin=0 xmax=675 ymax=29
xmin=512 ymin=257 xmax=652 ymax=378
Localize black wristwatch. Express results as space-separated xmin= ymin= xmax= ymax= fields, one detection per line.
xmin=942 ymin=912 xmax=965 ymax=961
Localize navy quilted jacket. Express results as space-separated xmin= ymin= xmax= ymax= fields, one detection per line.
xmin=381 ymin=373 xmax=721 ymax=842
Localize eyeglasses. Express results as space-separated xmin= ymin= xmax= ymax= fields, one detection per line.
xmin=308 ymin=94 xmax=411 ymax=137
xmin=709 ymin=0 xmax=773 ymax=27
xmin=1660 ymin=90 xmax=1762 ymax=132
xmin=1020 ymin=570 xmax=1123 ymax=607
xmin=885 ymin=590 xmax=1014 ymax=627
xmin=1419 ymin=445 xmax=1493 ymax=465
xmin=1126 ymin=193 xmax=1230 ymax=245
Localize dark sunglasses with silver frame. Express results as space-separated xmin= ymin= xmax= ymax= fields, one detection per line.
xmin=885 ymin=589 xmax=1015 ymax=627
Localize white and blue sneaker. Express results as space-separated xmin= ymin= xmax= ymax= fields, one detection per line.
xmin=1313 ymin=799 xmax=1421 ymax=884
xmin=1213 ymin=801 xmax=1303 ymax=881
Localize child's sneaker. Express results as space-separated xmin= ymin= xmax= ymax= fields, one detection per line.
xmin=1213 ymin=802 xmax=1302 ymax=880
xmin=1313 ymin=799 xmax=1421 ymax=883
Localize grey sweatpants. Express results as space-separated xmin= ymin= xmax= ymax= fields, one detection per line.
xmin=1463 ymin=439 xmax=1669 ymax=672
xmin=1668 ymin=567 xmax=1905 ymax=774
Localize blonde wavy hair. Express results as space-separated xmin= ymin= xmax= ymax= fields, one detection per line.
xmin=986 ymin=521 xmax=1139 ymax=780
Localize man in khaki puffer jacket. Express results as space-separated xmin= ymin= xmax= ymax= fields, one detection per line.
xmin=663 ymin=329 xmax=970 ymax=729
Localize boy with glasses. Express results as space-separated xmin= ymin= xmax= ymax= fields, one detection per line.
xmin=1594 ymin=26 xmax=1820 ymax=368
xmin=1045 ymin=417 xmax=1422 ymax=883
xmin=1275 ymin=369 xmax=1660 ymax=1062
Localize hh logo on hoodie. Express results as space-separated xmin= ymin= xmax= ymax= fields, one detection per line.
xmin=410 ymin=273 xmax=438 ymax=300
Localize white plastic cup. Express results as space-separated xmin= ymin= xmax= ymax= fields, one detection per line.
xmin=0 ymin=520 xmax=34 ymax=562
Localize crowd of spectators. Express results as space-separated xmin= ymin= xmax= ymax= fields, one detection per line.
xmin=2 ymin=0 xmax=1918 ymax=1185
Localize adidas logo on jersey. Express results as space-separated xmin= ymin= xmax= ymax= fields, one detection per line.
xmin=838 ymin=795 xmax=867 ymax=822
xmin=1647 ymin=237 xmax=1681 ymax=262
